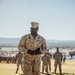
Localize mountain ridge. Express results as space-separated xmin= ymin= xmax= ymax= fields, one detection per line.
xmin=0 ymin=38 xmax=75 ymax=48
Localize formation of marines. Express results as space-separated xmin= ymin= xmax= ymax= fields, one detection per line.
xmin=14 ymin=22 xmax=63 ymax=75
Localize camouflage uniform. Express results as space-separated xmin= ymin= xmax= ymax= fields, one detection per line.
xmin=18 ymin=34 xmax=47 ymax=75
xmin=15 ymin=52 xmax=22 ymax=73
xmin=53 ymin=51 xmax=62 ymax=74
xmin=46 ymin=52 xmax=52 ymax=72
xmin=42 ymin=53 xmax=49 ymax=74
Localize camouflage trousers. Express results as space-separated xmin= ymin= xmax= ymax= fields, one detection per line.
xmin=21 ymin=54 xmax=41 ymax=75
xmin=54 ymin=61 xmax=62 ymax=73
xmin=42 ymin=63 xmax=48 ymax=73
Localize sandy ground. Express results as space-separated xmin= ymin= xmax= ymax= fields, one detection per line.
xmin=0 ymin=60 xmax=75 ymax=75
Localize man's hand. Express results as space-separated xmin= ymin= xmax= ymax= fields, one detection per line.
xmin=27 ymin=48 xmax=41 ymax=55
xmin=27 ymin=50 xmax=34 ymax=55
xmin=35 ymin=48 xmax=41 ymax=55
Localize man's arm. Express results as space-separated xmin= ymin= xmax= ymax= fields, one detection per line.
xmin=53 ymin=53 xmax=55 ymax=59
xmin=18 ymin=36 xmax=28 ymax=53
xmin=42 ymin=56 xmax=43 ymax=61
xmin=61 ymin=53 xmax=62 ymax=61
xmin=15 ymin=54 xmax=18 ymax=60
xmin=50 ymin=53 xmax=52 ymax=59
xmin=41 ymin=38 xmax=47 ymax=54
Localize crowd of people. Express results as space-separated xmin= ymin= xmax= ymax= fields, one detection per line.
xmin=0 ymin=55 xmax=16 ymax=63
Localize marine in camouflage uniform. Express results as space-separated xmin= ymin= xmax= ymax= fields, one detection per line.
xmin=42 ymin=53 xmax=49 ymax=74
xmin=53 ymin=47 xmax=62 ymax=74
xmin=46 ymin=49 xmax=52 ymax=72
xmin=15 ymin=51 xmax=22 ymax=73
xmin=18 ymin=22 xmax=47 ymax=75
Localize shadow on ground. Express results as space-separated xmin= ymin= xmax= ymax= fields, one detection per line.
xmin=44 ymin=72 xmax=75 ymax=75
xmin=18 ymin=72 xmax=75 ymax=75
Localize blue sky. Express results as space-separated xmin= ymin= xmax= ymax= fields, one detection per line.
xmin=0 ymin=0 xmax=75 ymax=40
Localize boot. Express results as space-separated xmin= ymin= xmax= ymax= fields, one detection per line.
xmin=60 ymin=71 xmax=62 ymax=75
xmin=54 ymin=70 xmax=56 ymax=74
xmin=15 ymin=68 xmax=18 ymax=73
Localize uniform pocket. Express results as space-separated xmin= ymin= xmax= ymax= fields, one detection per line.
xmin=24 ymin=59 xmax=32 ymax=71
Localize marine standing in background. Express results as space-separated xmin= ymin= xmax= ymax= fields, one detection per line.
xmin=53 ymin=47 xmax=62 ymax=74
xmin=42 ymin=53 xmax=49 ymax=74
xmin=46 ymin=49 xmax=52 ymax=72
xmin=15 ymin=51 xmax=22 ymax=73
xmin=18 ymin=22 xmax=47 ymax=75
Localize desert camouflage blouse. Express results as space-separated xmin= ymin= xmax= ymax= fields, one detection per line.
xmin=18 ymin=34 xmax=47 ymax=53
xmin=53 ymin=52 xmax=62 ymax=62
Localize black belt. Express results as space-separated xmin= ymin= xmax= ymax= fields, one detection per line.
xmin=27 ymin=48 xmax=41 ymax=55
